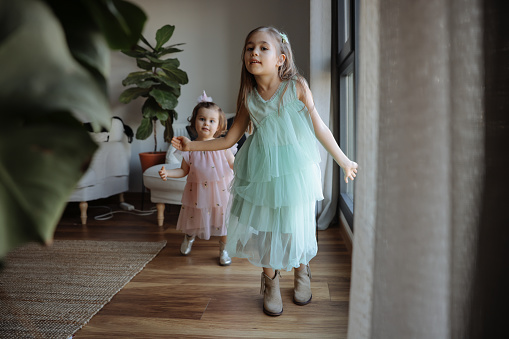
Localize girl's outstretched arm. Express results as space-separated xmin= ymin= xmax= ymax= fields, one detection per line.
xmin=297 ymin=81 xmax=358 ymax=183
xmin=159 ymin=159 xmax=190 ymax=181
xmin=172 ymin=106 xmax=251 ymax=152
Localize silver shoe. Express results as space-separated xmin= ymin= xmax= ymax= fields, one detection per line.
xmin=180 ymin=234 xmax=195 ymax=255
xmin=219 ymin=241 xmax=231 ymax=266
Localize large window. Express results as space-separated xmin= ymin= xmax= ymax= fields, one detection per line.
xmin=333 ymin=0 xmax=358 ymax=231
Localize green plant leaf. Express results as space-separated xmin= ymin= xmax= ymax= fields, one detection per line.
xmin=168 ymin=86 xmax=181 ymax=97
xmin=145 ymin=56 xmax=179 ymax=70
xmin=69 ymin=30 xmax=111 ymax=81
xmin=156 ymin=110 xmax=169 ymax=122
xmin=145 ymin=54 xmax=166 ymax=67
xmin=121 ymin=71 xmax=154 ymax=86
xmin=142 ymin=97 xmax=161 ymax=119
xmin=121 ymin=45 xmax=151 ymax=58
xmin=0 ymin=0 xmax=111 ymax=129
xmin=159 ymin=58 xmax=180 ymax=68
xmin=0 ymin=112 xmax=97 ymax=259
xmin=83 ymin=0 xmax=147 ymax=50
xmin=159 ymin=47 xmax=184 ymax=56
xmin=162 ymin=66 xmax=189 ymax=85
xmin=137 ymin=80 xmax=160 ymax=89
xmin=45 ymin=0 xmax=111 ymax=80
xmin=119 ymin=87 xmax=150 ymax=103
xmin=139 ymin=35 xmax=154 ymax=51
xmin=136 ymin=58 xmax=152 ymax=70
xmin=158 ymin=43 xmax=185 ymax=57
xmin=150 ymin=87 xmax=178 ymax=110
xmin=136 ymin=117 xmax=153 ymax=140
xmin=155 ymin=25 xmax=175 ymax=50
xmin=154 ymin=71 xmax=179 ymax=89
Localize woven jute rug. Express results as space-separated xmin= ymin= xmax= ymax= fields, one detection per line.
xmin=0 ymin=240 xmax=166 ymax=339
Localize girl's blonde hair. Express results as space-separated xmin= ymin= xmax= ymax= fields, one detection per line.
xmin=236 ymin=26 xmax=308 ymax=119
xmin=188 ymin=102 xmax=227 ymax=138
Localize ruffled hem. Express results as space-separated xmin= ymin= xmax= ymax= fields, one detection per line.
xmin=177 ymin=205 xmax=228 ymax=240
xmin=181 ymin=180 xmax=232 ymax=208
xmin=225 ymin=199 xmax=318 ymax=271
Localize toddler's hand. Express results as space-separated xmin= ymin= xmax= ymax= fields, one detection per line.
xmin=159 ymin=166 xmax=167 ymax=181
xmin=343 ymin=161 xmax=358 ymax=183
xmin=171 ymin=136 xmax=191 ymax=151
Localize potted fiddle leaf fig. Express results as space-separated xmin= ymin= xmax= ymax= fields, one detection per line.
xmin=120 ymin=24 xmax=188 ymax=163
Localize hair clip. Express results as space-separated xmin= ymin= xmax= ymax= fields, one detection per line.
xmin=197 ymin=90 xmax=213 ymax=103
xmin=280 ymin=33 xmax=288 ymax=44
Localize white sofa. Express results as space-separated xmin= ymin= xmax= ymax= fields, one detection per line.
xmin=68 ymin=117 xmax=132 ymax=224
xmin=142 ymin=124 xmax=189 ymax=226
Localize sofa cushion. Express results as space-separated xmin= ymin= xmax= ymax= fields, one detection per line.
xmin=143 ymin=163 xmax=187 ymax=205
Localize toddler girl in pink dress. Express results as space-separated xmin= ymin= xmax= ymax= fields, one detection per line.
xmin=159 ymin=92 xmax=235 ymax=266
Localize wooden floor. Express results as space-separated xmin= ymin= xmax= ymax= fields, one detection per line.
xmin=54 ymin=194 xmax=351 ymax=338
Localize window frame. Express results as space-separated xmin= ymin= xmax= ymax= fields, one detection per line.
xmin=332 ymin=0 xmax=359 ymax=231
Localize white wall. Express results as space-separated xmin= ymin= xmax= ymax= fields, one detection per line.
xmin=108 ymin=0 xmax=310 ymax=192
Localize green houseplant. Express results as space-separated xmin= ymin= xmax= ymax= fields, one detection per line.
xmin=0 ymin=0 xmax=147 ymax=261
xmin=119 ymin=24 xmax=188 ymax=154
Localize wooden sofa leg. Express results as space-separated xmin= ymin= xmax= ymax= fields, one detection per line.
xmin=156 ymin=203 xmax=165 ymax=227
xmin=79 ymin=201 xmax=88 ymax=225
xmin=119 ymin=193 xmax=125 ymax=203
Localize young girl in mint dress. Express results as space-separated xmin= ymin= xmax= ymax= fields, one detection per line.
xmin=172 ymin=26 xmax=358 ymax=316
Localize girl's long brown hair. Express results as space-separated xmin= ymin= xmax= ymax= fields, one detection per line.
xmin=236 ymin=26 xmax=308 ymax=122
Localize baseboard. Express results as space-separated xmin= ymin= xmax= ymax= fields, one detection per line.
xmin=339 ymin=210 xmax=353 ymax=255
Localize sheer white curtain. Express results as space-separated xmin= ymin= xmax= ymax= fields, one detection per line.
xmin=310 ymin=0 xmax=338 ymax=230
xmin=348 ymin=0 xmax=484 ymax=338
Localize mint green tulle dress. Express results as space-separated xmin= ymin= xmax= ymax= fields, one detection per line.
xmin=225 ymin=79 xmax=324 ymax=271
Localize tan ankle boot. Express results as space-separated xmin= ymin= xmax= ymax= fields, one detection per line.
xmin=218 ymin=240 xmax=231 ymax=266
xmin=293 ymin=265 xmax=312 ymax=305
xmin=260 ymin=271 xmax=283 ymax=316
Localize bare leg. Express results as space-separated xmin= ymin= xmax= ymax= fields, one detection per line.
xmin=263 ymin=267 xmax=276 ymax=279
xmin=295 ymin=263 xmax=306 ymax=271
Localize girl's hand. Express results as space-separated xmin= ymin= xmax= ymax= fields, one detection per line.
xmin=171 ymin=136 xmax=191 ymax=151
xmin=159 ymin=166 xmax=167 ymax=181
xmin=343 ymin=161 xmax=358 ymax=183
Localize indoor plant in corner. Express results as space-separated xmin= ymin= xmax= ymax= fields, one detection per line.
xmin=120 ymin=24 xmax=188 ymax=173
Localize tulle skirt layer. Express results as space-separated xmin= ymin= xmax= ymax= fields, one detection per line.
xmin=177 ymin=179 xmax=231 ymax=240
xmin=225 ymin=102 xmax=323 ymax=271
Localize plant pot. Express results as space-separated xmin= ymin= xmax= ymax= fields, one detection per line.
xmin=139 ymin=151 xmax=166 ymax=174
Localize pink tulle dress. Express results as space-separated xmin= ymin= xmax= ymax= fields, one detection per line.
xmin=176 ymin=145 xmax=236 ymax=240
